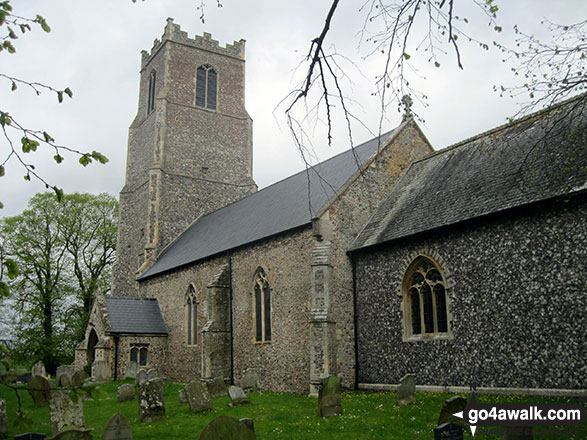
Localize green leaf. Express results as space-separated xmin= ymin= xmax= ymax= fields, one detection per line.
xmin=43 ymin=131 xmax=54 ymax=143
xmin=69 ymin=390 xmax=79 ymax=404
xmin=0 ymin=201 xmax=3 ymax=209
xmin=57 ymin=91 xmax=63 ymax=103
xmin=434 ymin=61 xmax=440 ymax=68
xmin=24 ymin=173 xmax=30 ymax=181
xmin=403 ymin=52 xmax=411 ymax=60
xmin=53 ymin=186 xmax=64 ymax=202
xmin=90 ymin=151 xmax=109 ymax=164
xmin=64 ymin=87 xmax=73 ymax=98
xmin=0 ymin=281 xmax=9 ymax=298
xmin=79 ymin=154 xmax=91 ymax=167
xmin=11 ymin=81 xmax=17 ymax=91
xmin=0 ymin=164 xmax=4 ymax=176
xmin=36 ymin=15 xmax=51 ymax=33
xmin=54 ymin=154 xmax=64 ymax=164
xmin=4 ymin=259 xmax=18 ymax=279
xmin=7 ymin=26 xmax=16 ymax=39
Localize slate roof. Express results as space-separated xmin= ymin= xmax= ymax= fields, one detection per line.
xmin=351 ymin=93 xmax=587 ymax=251
xmin=105 ymin=297 xmax=168 ymax=334
xmin=139 ymin=127 xmax=401 ymax=279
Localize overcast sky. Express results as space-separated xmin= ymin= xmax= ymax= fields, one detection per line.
xmin=0 ymin=0 xmax=584 ymax=217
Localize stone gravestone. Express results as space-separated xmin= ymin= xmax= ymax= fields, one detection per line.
xmin=239 ymin=418 xmax=255 ymax=433
xmin=438 ymin=396 xmax=468 ymax=427
xmin=206 ymin=376 xmax=227 ymax=397
xmin=32 ymin=361 xmax=47 ymax=378
xmin=138 ymin=378 xmax=165 ymax=422
xmin=117 ymin=384 xmax=135 ymax=402
xmin=146 ymin=369 xmax=158 ymax=381
xmin=317 ymin=376 xmax=342 ymax=418
xmin=198 ymin=416 xmax=257 ymax=440
xmin=240 ymin=369 xmax=259 ymax=390
xmin=49 ymin=390 xmax=85 ymax=435
xmin=178 ymin=388 xmax=188 ymax=405
xmin=70 ymin=370 xmax=88 ymax=389
xmin=185 ymin=380 xmax=214 ymax=414
xmin=92 ymin=360 xmax=110 ymax=382
xmin=434 ymin=422 xmax=463 ymax=440
xmin=28 ymin=375 xmax=51 ymax=408
xmin=135 ymin=369 xmax=147 ymax=387
xmin=124 ymin=361 xmax=139 ymax=380
xmin=228 ymin=386 xmax=250 ymax=406
xmin=56 ymin=366 xmax=75 ymax=388
xmin=46 ymin=428 xmax=93 ymax=440
xmin=501 ymin=426 xmax=533 ymax=439
xmin=102 ymin=413 xmax=133 ymax=440
xmin=14 ymin=434 xmax=47 ymax=440
xmin=0 ymin=398 xmax=7 ymax=438
xmin=396 ymin=373 xmax=416 ymax=405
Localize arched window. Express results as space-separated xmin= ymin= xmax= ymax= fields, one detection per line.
xmin=403 ymin=256 xmax=449 ymax=339
xmin=130 ymin=346 xmax=148 ymax=366
xmin=195 ymin=65 xmax=217 ymax=110
xmin=147 ymin=70 xmax=156 ymax=114
xmin=186 ymin=285 xmax=198 ymax=346
xmin=253 ymin=267 xmax=271 ymax=342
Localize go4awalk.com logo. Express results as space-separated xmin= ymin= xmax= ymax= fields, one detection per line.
xmin=453 ymin=394 xmax=585 ymax=437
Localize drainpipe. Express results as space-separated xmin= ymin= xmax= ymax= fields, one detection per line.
xmin=113 ymin=335 xmax=119 ymax=381
xmin=351 ymin=255 xmax=359 ymax=390
xmin=228 ymin=255 xmax=234 ymax=385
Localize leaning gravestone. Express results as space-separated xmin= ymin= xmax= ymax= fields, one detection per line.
xmin=206 ymin=376 xmax=227 ymax=397
xmin=198 ymin=416 xmax=257 ymax=440
xmin=32 ymin=361 xmax=47 ymax=378
xmin=317 ymin=376 xmax=342 ymax=418
xmin=138 ymin=378 xmax=165 ymax=422
xmin=49 ymin=390 xmax=85 ymax=435
xmin=102 ymin=413 xmax=133 ymax=440
xmin=0 ymin=398 xmax=7 ymax=438
xmin=434 ymin=422 xmax=463 ymax=440
xmin=124 ymin=362 xmax=139 ymax=380
xmin=185 ymin=380 xmax=214 ymax=414
xmin=70 ymin=370 xmax=89 ymax=389
xmin=28 ymin=375 xmax=51 ymax=408
xmin=438 ymin=396 xmax=468 ymax=427
xmin=46 ymin=428 xmax=93 ymax=440
xmin=56 ymin=366 xmax=75 ymax=388
xmin=396 ymin=373 xmax=416 ymax=405
xmin=117 ymin=384 xmax=135 ymax=402
xmin=135 ymin=369 xmax=147 ymax=387
xmin=92 ymin=360 xmax=110 ymax=382
xmin=14 ymin=433 xmax=47 ymax=440
xmin=228 ymin=386 xmax=250 ymax=406
xmin=240 ymin=369 xmax=259 ymax=390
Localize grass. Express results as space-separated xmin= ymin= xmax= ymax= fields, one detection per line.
xmin=1 ymin=380 xmax=585 ymax=439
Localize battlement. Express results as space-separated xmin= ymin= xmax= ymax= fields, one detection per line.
xmin=141 ymin=18 xmax=245 ymax=69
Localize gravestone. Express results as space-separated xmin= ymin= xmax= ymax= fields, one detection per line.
xmin=317 ymin=376 xmax=342 ymax=418
xmin=14 ymin=434 xmax=47 ymax=440
xmin=227 ymin=386 xmax=250 ymax=406
xmin=135 ymin=369 xmax=147 ymax=387
xmin=198 ymin=416 xmax=257 ymax=440
xmin=56 ymin=366 xmax=75 ymax=388
xmin=28 ymin=375 xmax=51 ymax=408
xmin=117 ymin=384 xmax=135 ymax=402
xmin=396 ymin=373 xmax=416 ymax=405
xmin=46 ymin=428 xmax=93 ymax=440
xmin=240 ymin=369 xmax=259 ymax=390
xmin=438 ymin=396 xmax=468 ymax=427
xmin=178 ymin=388 xmax=188 ymax=405
xmin=102 ymin=413 xmax=133 ymax=440
xmin=124 ymin=362 xmax=139 ymax=380
xmin=0 ymin=398 xmax=7 ymax=438
xmin=92 ymin=360 xmax=110 ymax=382
xmin=49 ymin=390 xmax=85 ymax=435
xmin=239 ymin=418 xmax=255 ymax=433
xmin=146 ymin=369 xmax=158 ymax=381
xmin=70 ymin=370 xmax=89 ymax=389
xmin=434 ymin=422 xmax=463 ymax=440
xmin=185 ymin=380 xmax=213 ymax=414
xmin=501 ymin=426 xmax=533 ymax=439
xmin=32 ymin=361 xmax=47 ymax=378
xmin=138 ymin=378 xmax=165 ymax=422
xmin=206 ymin=377 xmax=227 ymax=397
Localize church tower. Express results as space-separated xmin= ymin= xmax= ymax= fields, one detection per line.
xmin=113 ymin=19 xmax=257 ymax=296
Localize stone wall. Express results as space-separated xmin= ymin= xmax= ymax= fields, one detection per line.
xmin=115 ymin=334 xmax=169 ymax=380
xmin=353 ymin=195 xmax=587 ymax=390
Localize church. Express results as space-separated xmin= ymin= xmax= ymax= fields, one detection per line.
xmin=74 ymin=20 xmax=586 ymax=396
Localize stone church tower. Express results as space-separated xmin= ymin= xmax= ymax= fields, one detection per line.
xmin=112 ymin=19 xmax=257 ymax=296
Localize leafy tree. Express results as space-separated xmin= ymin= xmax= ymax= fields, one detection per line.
xmin=1 ymin=192 xmax=117 ymax=373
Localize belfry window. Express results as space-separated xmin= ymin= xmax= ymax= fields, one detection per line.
xmin=253 ymin=267 xmax=271 ymax=342
xmin=403 ymin=256 xmax=449 ymax=339
xmin=196 ymin=65 xmax=217 ymax=110
xmin=147 ymin=70 xmax=156 ymax=114
xmin=186 ymin=285 xmax=198 ymax=346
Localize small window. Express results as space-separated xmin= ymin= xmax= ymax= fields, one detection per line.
xmin=403 ymin=256 xmax=450 ymax=340
xmin=186 ymin=285 xmax=198 ymax=345
xmin=195 ymin=65 xmax=217 ymax=110
xmin=130 ymin=346 xmax=148 ymax=366
xmin=130 ymin=347 xmax=138 ymax=363
xmin=253 ymin=268 xmax=271 ymax=342
xmin=147 ymin=70 xmax=156 ymax=114
xmin=139 ymin=347 xmax=148 ymax=366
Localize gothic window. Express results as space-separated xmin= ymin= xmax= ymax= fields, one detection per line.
xmin=403 ymin=256 xmax=449 ymax=339
xmin=147 ymin=70 xmax=156 ymax=114
xmin=186 ymin=285 xmax=198 ymax=346
xmin=196 ymin=65 xmax=217 ymax=110
xmin=253 ymin=267 xmax=271 ymax=342
xmin=130 ymin=346 xmax=148 ymax=366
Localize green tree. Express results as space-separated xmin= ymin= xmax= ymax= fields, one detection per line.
xmin=1 ymin=192 xmax=117 ymax=373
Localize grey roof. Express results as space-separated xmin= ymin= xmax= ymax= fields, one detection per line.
xmin=105 ymin=297 xmax=168 ymax=334
xmin=139 ymin=127 xmax=400 ymax=279
xmin=351 ymin=93 xmax=587 ymax=251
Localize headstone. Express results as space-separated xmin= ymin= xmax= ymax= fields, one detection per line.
xmin=70 ymin=370 xmax=89 ymax=389
xmin=145 ymin=369 xmax=158 ymax=381
xmin=49 ymin=390 xmax=85 ymax=435
xmin=396 ymin=373 xmax=416 ymax=405
xmin=117 ymin=384 xmax=135 ymax=402
xmin=46 ymin=428 xmax=93 ymax=440
xmin=501 ymin=426 xmax=533 ymax=439
xmin=317 ymin=376 xmax=342 ymax=418
xmin=434 ymin=422 xmax=464 ymax=440
xmin=124 ymin=362 xmax=139 ymax=380
xmin=31 ymin=361 xmax=47 ymax=378
xmin=138 ymin=378 xmax=165 ymax=422
xmin=92 ymin=360 xmax=110 ymax=382
xmin=206 ymin=377 xmax=227 ymax=397
xmin=14 ymin=434 xmax=47 ymax=440
xmin=198 ymin=416 xmax=257 ymax=440
xmin=185 ymin=380 xmax=213 ymax=414
xmin=28 ymin=375 xmax=51 ymax=408
xmin=178 ymin=389 xmax=188 ymax=405
xmin=102 ymin=413 xmax=133 ymax=440
xmin=135 ymin=369 xmax=147 ymax=387
xmin=56 ymin=366 xmax=75 ymax=388
xmin=240 ymin=369 xmax=259 ymax=390
xmin=438 ymin=396 xmax=468 ymax=427
xmin=227 ymin=386 xmax=250 ymax=406
xmin=239 ymin=418 xmax=255 ymax=433
xmin=0 ymin=398 xmax=7 ymax=438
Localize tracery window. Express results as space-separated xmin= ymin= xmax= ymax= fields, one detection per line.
xmin=130 ymin=346 xmax=148 ymax=366
xmin=404 ymin=256 xmax=449 ymax=339
xmin=253 ymin=267 xmax=271 ymax=342
xmin=196 ymin=65 xmax=217 ymax=110
xmin=186 ymin=285 xmax=198 ymax=346
xmin=147 ymin=70 xmax=156 ymax=114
